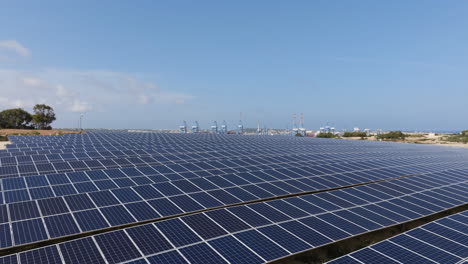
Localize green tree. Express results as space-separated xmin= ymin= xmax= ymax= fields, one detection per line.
xmin=343 ymin=131 xmax=368 ymax=137
xmin=316 ymin=132 xmax=338 ymax=138
xmin=376 ymin=131 xmax=406 ymax=140
xmin=32 ymin=104 xmax=56 ymax=129
xmin=0 ymin=108 xmax=33 ymax=128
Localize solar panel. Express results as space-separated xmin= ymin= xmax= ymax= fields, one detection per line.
xmin=328 ymin=210 xmax=468 ymax=263
xmin=0 ymin=131 xmax=466 ymax=263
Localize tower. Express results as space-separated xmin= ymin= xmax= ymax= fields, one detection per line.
xmin=179 ymin=121 xmax=187 ymax=133
xmin=191 ymin=121 xmax=199 ymax=133
xmin=292 ymin=113 xmax=299 ymax=135
xmin=211 ymin=121 xmax=218 ymax=134
xmin=299 ymin=113 xmax=306 ymax=136
xmin=237 ymin=112 xmax=244 ymax=135
xmin=221 ymin=120 xmax=228 ymax=134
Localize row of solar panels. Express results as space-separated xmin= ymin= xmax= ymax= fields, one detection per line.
xmin=3 ymin=132 xmax=468 ymax=264
xmin=4 ymin=140 xmax=385 ymax=153
xmin=0 ymin=136 xmax=426 ymax=162
xmin=0 ymin=168 xmax=466 ymax=263
xmin=0 ymin=144 xmax=463 ymax=179
xmin=0 ymin=144 xmax=415 ymax=165
xmin=0 ymin=146 xmax=449 ymax=180
xmin=5 ymin=135 xmax=398 ymax=150
xmin=0 ymin=166 xmax=466 ymax=251
xmin=7 ymin=132 xmax=390 ymax=143
xmin=4 ymin=140 xmax=380 ymax=152
xmin=328 ymin=210 xmax=468 ymax=264
xmin=0 ymin=141 xmax=448 ymax=165
xmin=0 ymin=142 xmax=440 ymax=172
xmin=3 ymin=150 xmax=433 ymax=179
xmin=0 ymin=149 xmax=387 ymax=175
xmin=0 ymin=155 xmax=463 ymax=205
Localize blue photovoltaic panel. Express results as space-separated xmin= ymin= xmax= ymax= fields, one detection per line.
xmin=59 ymin=237 xmax=106 ymax=264
xmin=258 ymin=225 xmax=311 ymax=253
xmin=234 ymin=229 xmax=289 ymax=261
xmin=37 ymin=197 xmax=69 ymax=216
xmin=64 ymin=194 xmax=95 ymax=211
xmin=189 ymin=192 xmax=223 ymax=208
xmin=180 ymin=243 xmax=228 ymax=264
xmin=89 ymin=191 xmax=120 ymax=207
xmin=147 ymin=198 xmax=184 ymax=216
xmin=182 ymin=214 xmax=227 ymax=240
xmin=29 ymin=187 xmax=55 ymax=199
xmin=126 ymin=225 xmax=173 ymax=255
xmin=19 ymin=245 xmax=62 ymax=264
xmin=209 ymin=236 xmax=264 ymax=264
xmin=0 ymin=131 xmax=468 ymax=264
xmin=100 ymin=205 xmax=136 ymax=226
xmin=328 ymin=210 xmax=468 ymax=264
xmin=94 ymin=230 xmax=142 ymax=264
xmin=111 ymin=188 xmax=142 ymax=203
xmin=205 ymin=209 xmax=250 ymax=232
xmin=147 ymin=251 xmax=188 ymax=264
xmin=45 ymin=214 xmax=81 ymax=238
xmin=0 ymin=224 xmax=12 ymax=248
xmin=12 ymin=219 xmax=48 ymax=245
xmin=125 ymin=201 xmax=160 ymax=221
xmin=9 ymin=201 xmax=41 ymax=221
xmin=73 ymin=209 xmax=109 ymax=232
xmin=279 ymin=220 xmax=332 ymax=247
xmin=155 ymin=219 xmax=202 ymax=247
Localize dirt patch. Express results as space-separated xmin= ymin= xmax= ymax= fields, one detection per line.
xmin=0 ymin=141 xmax=10 ymax=150
xmin=0 ymin=129 xmax=80 ymax=136
xmin=342 ymin=133 xmax=468 ymax=148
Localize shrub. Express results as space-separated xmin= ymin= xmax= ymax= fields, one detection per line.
xmin=376 ymin=131 xmax=406 ymax=140
xmin=316 ymin=132 xmax=338 ymax=138
xmin=343 ymin=132 xmax=367 ymax=137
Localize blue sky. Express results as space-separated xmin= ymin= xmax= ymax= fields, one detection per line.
xmin=0 ymin=1 xmax=467 ymax=131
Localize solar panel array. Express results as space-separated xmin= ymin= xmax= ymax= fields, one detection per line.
xmin=0 ymin=131 xmax=466 ymax=264
xmin=328 ymin=210 xmax=468 ymax=264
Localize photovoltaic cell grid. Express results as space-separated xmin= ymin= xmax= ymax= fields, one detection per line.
xmin=0 ymin=155 xmax=465 ymax=205
xmin=1 ymin=132 xmax=467 ymax=204
xmin=327 ymin=210 xmax=468 ymax=264
xmin=3 ymin=132 xmax=465 ymax=182
xmin=0 ymin=164 xmax=465 ymax=247
xmin=0 ymin=133 xmax=467 ymax=249
xmin=0 ymin=165 xmax=467 ymax=263
xmin=0 ymin=131 xmax=467 ymax=264
xmin=1 ymin=135 xmax=466 ymax=177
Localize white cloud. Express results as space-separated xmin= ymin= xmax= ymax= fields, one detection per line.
xmin=137 ymin=94 xmax=152 ymax=105
xmin=22 ymin=77 xmax=43 ymax=87
xmin=0 ymin=40 xmax=31 ymax=57
xmin=68 ymin=100 xmax=92 ymax=112
xmin=55 ymin=85 xmax=77 ymax=97
xmin=0 ymin=69 xmax=194 ymax=114
xmin=0 ymin=96 xmax=35 ymax=108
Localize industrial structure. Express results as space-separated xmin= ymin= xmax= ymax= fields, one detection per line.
xmin=298 ymin=113 xmax=306 ymax=136
xmin=179 ymin=121 xmax=188 ymax=133
xmin=292 ymin=113 xmax=299 ymax=136
xmin=220 ymin=120 xmax=228 ymax=134
xmin=211 ymin=121 xmax=218 ymax=134
xmin=191 ymin=121 xmax=199 ymax=133
xmin=237 ymin=119 xmax=244 ymax=135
